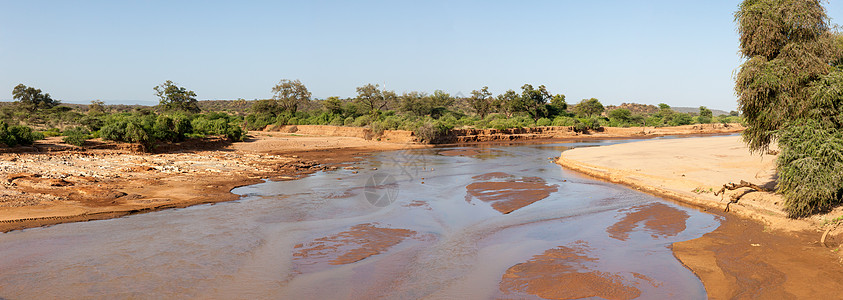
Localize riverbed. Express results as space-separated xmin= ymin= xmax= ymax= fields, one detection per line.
xmin=0 ymin=138 xmax=719 ymax=299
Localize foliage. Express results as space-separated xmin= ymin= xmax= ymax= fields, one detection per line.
xmin=12 ymin=84 xmax=60 ymax=112
xmin=735 ymin=0 xmax=840 ymax=152
xmin=776 ymin=120 xmax=843 ymax=217
xmin=467 ymin=86 xmax=494 ymax=118
xmin=272 ymin=79 xmax=311 ymax=114
xmin=0 ymin=122 xmax=43 ymax=147
xmin=356 ymin=83 xmax=397 ymax=114
xmin=154 ymin=80 xmax=200 ymax=113
xmin=62 ymin=126 xmax=90 ymax=146
xmin=573 ymin=98 xmax=604 ymax=117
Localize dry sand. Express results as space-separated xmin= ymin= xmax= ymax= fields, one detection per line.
xmin=557 ymin=135 xmax=843 ymax=298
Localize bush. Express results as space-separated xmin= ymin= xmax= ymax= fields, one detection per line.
xmin=0 ymin=122 xmax=43 ymax=147
xmin=776 ymin=120 xmax=843 ymax=217
xmin=414 ymin=121 xmax=451 ymax=143
xmin=42 ymin=128 xmax=62 ymax=137
xmin=62 ymin=126 xmax=90 ymax=146
xmin=552 ymin=116 xmax=576 ymax=127
xmin=573 ymin=117 xmax=601 ymax=133
xmin=536 ymin=118 xmax=552 ymax=126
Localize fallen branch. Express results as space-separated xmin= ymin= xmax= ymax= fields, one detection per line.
xmin=714 ymin=180 xmax=773 ymax=212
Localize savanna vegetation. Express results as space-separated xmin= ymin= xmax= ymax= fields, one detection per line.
xmin=736 ymin=0 xmax=843 ymax=217
xmin=1 ymin=81 xmax=244 ymax=150
xmin=2 ymin=78 xmax=739 ymax=149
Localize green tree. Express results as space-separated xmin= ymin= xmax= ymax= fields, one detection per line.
xmin=272 ymin=79 xmax=311 ymax=114
xmin=323 ymin=96 xmax=344 ymax=115
xmin=658 ymin=103 xmax=670 ymax=110
xmin=698 ymin=106 xmax=713 ymax=123
xmin=608 ymin=108 xmax=632 ymax=125
xmin=12 ymin=84 xmax=60 ymax=112
xmin=399 ymin=91 xmax=432 ymax=116
xmin=735 ymin=0 xmax=840 ymax=152
xmin=468 ymin=86 xmax=494 ymax=118
xmin=573 ymin=98 xmax=604 ymax=117
xmin=549 ymin=94 xmax=567 ymax=116
xmin=520 ymin=84 xmax=551 ymax=120
xmin=154 ymin=80 xmax=200 ymax=113
xmin=496 ymin=90 xmax=522 ymax=117
xmin=355 ymin=83 xmax=396 ymax=114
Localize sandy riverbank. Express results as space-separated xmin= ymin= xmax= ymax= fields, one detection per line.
xmin=557 ymin=135 xmax=843 ymax=298
xmin=0 ymin=124 xmax=745 ymax=233
xmin=0 ymin=132 xmax=424 ymax=232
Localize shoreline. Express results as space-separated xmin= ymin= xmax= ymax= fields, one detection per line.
xmin=0 ymin=124 xmax=744 ymax=233
xmin=556 ymin=135 xmax=843 ymax=298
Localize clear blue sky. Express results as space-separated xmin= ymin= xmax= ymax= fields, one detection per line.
xmin=2 ymin=1 xmax=842 ymax=110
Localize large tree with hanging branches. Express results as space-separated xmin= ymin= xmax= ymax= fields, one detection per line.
xmin=735 ymin=0 xmax=843 ymax=217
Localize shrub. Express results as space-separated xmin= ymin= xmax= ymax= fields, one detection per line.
xmin=62 ymin=126 xmax=90 ymax=146
xmin=536 ymin=118 xmax=552 ymax=126
xmin=414 ymin=121 xmax=451 ymax=143
xmin=0 ymin=122 xmax=43 ymax=147
xmin=552 ymin=116 xmax=576 ymax=127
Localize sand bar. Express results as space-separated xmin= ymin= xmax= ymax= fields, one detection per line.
xmin=557 ymin=134 xmax=843 ymax=298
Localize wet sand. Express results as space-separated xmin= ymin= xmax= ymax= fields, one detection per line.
xmin=293 ymin=223 xmax=416 ymax=268
xmin=557 ymin=135 xmax=843 ymax=298
xmin=465 ymin=172 xmax=558 ymax=214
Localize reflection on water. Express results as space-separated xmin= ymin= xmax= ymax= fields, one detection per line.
xmin=0 ymin=139 xmax=718 ymax=299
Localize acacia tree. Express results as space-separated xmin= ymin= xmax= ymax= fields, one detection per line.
xmin=573 ymin=98 xmax=604 ymax=117
xmin=272 ymin=79 xmax=311 ymax=114
xmin=12 ymin=84 xmax=59 ymax=112
xmin=154 ymin=80 xmax=200 ymax=113
xmin=355 ymin=83 xmax=396 ymax=114
xmin=735 ymin=0 xmax=843 ymax=217
xmin=468 ymin=86 xmax=494 ymax=118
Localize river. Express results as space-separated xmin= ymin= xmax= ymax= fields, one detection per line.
xmin=0 ymin=138 xmax=719 ymax=299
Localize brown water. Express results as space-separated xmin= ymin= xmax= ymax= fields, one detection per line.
xmin=0 ymin=139 xmax=718 ymax=299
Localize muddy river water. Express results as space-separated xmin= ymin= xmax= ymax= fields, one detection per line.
xmin=0 ymin=138 xmax=720 ymax=299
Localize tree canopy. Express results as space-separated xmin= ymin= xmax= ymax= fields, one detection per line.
xmin=154 ymin=80 xmax=200 ymax=113
xmin=272 ymin=79 xmax=311 ymax=114
xmin=12 ymin=84 xmax=59 ymax=112
xmin=735 ymin=0 xmax=843 ymax=217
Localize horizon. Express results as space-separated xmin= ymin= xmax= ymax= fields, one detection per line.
xmin=3 ymin=1 xmax=843 ymax=111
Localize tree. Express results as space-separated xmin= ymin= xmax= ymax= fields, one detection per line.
xmin=88 ymin=100 xmax=106 ymax=115
xmin=12 ymin=84 xmax=59 ymax=112
xmin=468 ymin=86 xmax=494 ymax=118
xmin=520 ymin=84 xmax=551 ymax=120
xmin=355 ymin=83 xmax=396 ymax=114
xmin=735 ymin=0 xmax=840 ymax=152
xmin=549 ymin=94 xmax=567 ymax=116
xmin=323 ymin=96 xmax=343 ymax=115
xmin=658 ymin=103 xmax=670 ymax=110
xmin=496 ymin=90 xmax=522 ymax=117
xmin=573 ymin=98 xmax=604 ymax=117
xmin=698 ymin=106 xmax=713 ymax=123
xmin=154 ymin=80 xmax=200 ymax=113
xmin=399 ymin=91 xmax=432 ymax=116
xmin=735 ymin=0 xmax=843 ymax=217
xmin=272 ymin=79 xmax=311 ymax=114
xmin=608 ymin=108 xmax=632 ymax=123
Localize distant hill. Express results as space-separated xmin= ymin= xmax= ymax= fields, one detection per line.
xmin=671 ymin=106 xmax=731 ymax=116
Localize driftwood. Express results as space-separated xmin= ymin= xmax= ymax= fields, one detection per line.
xmin=714 ymin=180 xmax=772 ymax=212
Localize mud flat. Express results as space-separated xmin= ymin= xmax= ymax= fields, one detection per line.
xmin=557 ymin=135 xmax=843 ymax=298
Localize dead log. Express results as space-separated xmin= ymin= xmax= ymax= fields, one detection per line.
xmin=714 ymin=180 xmax=772 ymax=212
